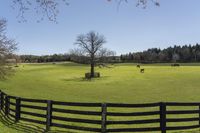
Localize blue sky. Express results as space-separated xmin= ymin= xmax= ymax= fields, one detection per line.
xmin=0 ymin=0 xmax=200 ymax=55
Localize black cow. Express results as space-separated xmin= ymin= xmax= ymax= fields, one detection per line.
xmin=171 ymin=63 xmax=180 ymax=67
xmin=140 ymin=68 xmax=144 ymax=73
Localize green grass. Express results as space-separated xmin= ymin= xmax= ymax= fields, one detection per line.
xmin=1 ymin=62 xmax=200 ymax=132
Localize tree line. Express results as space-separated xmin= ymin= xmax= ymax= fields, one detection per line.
xmin=20 ymin=53 xmax=119 ymax=64
xmin=120 ymin=44 xmax=200 ymax=63
xmin=21 ymin=44 xmax=200 ymax=64
xmin=20 ymin=54 xmax=71 ymax=63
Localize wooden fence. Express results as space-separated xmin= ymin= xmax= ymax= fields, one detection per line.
xmin=1 ymin=90 xmax=200 ymax=133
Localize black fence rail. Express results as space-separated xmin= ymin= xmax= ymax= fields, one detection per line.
xmin=1 ymin=90 xmax=200 ymax=133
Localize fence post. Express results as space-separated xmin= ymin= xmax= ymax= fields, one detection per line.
xmin=101 ymin=103 xmax=107 ymax=133
xmin=160 ymin=102 xmax=166 ymax=133
xmin=0 ymin=92 xmax=4 ymax=111
xmin=199 ymin=105 xmax=200 ymax=126
xmin=5 ymin=95 xmax=9 ymax=116
xmin=0 ymin=90 xmax=1 ymax=108
xmin=15 ymin=97 xmax=21 ymax=122
xmin=46 ymin=100 xmax=52 ymax=131
xmin=0 ymin=91 xmax=3 ymax=111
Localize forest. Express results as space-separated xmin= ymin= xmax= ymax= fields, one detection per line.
xmin=120 ymin=44 xmax=200 ymax=63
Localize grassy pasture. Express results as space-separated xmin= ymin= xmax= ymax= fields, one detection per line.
xmin=1 ymin=62 xmax=200 ymax=133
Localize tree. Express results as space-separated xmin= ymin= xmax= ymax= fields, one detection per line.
xmin=69 ymin=48 xmax=90 ymax=64
xmin=121 ymin=44 xmax=200 ymax=63
xmin=172 ymin=53 xmax=180 ymax=63
xmin=0 ymin=19 xmax=17 ymax=79
xmin=74 ymin=31 xmax=106 ymax=78
xmin=97 ymin=48 xmax=116 ymax=63
xmin=112 ymin=0 xmax=160 ymax=8
xmin=9 ymin=0 xmax=159 ymax=22
xmin=11 ymin=0 xmax=69 ymax=22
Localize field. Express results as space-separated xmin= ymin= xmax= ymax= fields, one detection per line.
xmin=1 ymin=62 xmax=200 ymax=132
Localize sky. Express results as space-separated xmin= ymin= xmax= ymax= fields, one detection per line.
xmin=0 ymin=0 xmax=200 ymax=55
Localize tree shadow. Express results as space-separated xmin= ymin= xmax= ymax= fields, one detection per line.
xmin=61 ymin=77 xmax=90 ymax=82
xmin=61 ymin=76 xmax=111 ymax=82
xmin=0 ymin=112 xmax=75 ymax=133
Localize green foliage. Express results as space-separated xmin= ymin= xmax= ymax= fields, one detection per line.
xmin=20 ymin=54 xmax=71 ymax=63
xmin=121 ymin=44 xmax=200 ymax=63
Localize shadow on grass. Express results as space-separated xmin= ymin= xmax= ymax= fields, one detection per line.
xmin=57 ymin=62 xmax=87 ymax=67
xmin=1 ymin=112 xmax=200 ymax=133
xmin=173 ymin=130 xmax=200 ymax=133
xmin=61 ymin=76 xmax=110 ymax=82
xmin=0 ymin=112 xmax=75 ymax=133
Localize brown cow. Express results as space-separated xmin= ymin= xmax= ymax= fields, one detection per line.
xmin=136 ymin=64 xmax=140 ymax=68
xmin=140 ymin=68 xmax=144 ymax=73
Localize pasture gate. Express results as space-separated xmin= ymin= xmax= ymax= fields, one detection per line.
xmin=1 ymin=90 xmax=200 ymax=132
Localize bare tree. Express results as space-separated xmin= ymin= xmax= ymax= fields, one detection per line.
xmin=11 ymin=0 xmax=69 ymax=22
xmin=69 ymin=48 xmax=90 ymax=64
xmin=97 ymin=48 xmax=116 ymax=58
xmin=9 ymin=0 xmax=159 ymax=22
xmin=109 ymin=0 xmax=159 ymax=8
xmin=97 ymin=48 xmax=116 ymax=63
xmin=136 ymin=0 xmax=160 ymax=7
xmin=74 ymin=31 xmax=106 ymax=78
xmin=0 ymin=19 xmax=17 ymax=79
xmin=69 ymin=48 xmax=84 ymax=57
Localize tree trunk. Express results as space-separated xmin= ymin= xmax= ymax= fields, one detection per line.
xmin=90 ymin=54 xmax=95 ymax=78
xmin=195 ymin=53 xmax=197 ymax=62
xmin=90 ymin=62 xmax=94 ymax=78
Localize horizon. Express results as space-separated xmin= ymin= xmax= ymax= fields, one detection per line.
xmin=1 ymin=0 xmax=200 ymax=55
xmin=18 ymin=43 xmax=200 ymax=56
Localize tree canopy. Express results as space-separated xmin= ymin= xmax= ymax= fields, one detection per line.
xmin=74 ymin=31 xmax=106 ymax=78
xmin=9 ymin=0 xmax=159 ymax=22
xmin=120 ymin=44 xmax=200 ymax=63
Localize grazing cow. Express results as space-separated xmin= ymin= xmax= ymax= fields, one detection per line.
xmin=136 ymin=64 xmax=140 ymax=68
xmin=140 ymin=68 xmax=144 ymax=73
xmin=171 ymin=63 xmax=180 ymax=67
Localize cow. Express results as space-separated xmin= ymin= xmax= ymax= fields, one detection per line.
xmin=140 ymin=68 xmax=144 ymax=73
xmin=136 ymin=64 xmax=140 ymax=68
xmin=171 ymin=63 xmax=180 ymax=67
